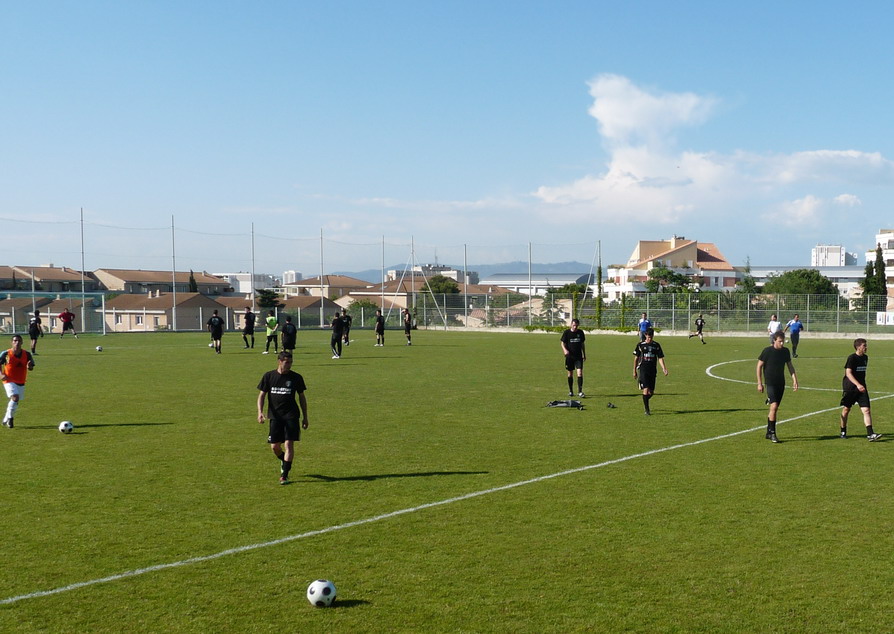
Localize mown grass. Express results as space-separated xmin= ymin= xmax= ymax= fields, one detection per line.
xmin=0 ymin=329 xmax=892 ymax=632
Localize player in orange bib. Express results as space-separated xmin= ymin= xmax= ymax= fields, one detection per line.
xmin=1 ymin=335 xmax=36 ymax=428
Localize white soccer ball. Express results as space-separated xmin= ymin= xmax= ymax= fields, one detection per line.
xmin=58 ymin=421 xmax=73 ymax=434
xmin=96 ymin=346 xmax=103 ymax=352
xmin=306 ymin=579 xmax=337 ymax=607
xmin=208 ymin=342 xmax=214 ymax=347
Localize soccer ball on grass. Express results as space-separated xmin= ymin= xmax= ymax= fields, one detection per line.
xmin=96 ymin=346 xmax=103 ymax=352
xmin=58 ymin=421 xmax=74 ymax=434
xmin=306 ymin=579 xmax=336 ymax=607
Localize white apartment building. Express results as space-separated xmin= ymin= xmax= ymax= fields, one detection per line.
xmin=811 ymin=245 xmax=849 ymax=267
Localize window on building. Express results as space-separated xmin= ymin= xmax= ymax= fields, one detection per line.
xmin=136 ymin=315 xmax=143 ymax=325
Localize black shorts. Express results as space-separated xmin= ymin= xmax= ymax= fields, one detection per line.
xmin=210 ymin=329 xmax=223 ymax=339
xmin=29 ymin=328 xmax=40 ymax=340
xmin=564 ymin=355 xmax=584 ymax=372
xmin=637 ymin=368 xmax=657 ymax=391
xmin=267 ymin=417 xmax=300 ymax=444
xmin=243 ymin=326 xmax=254 ymax=336
xmin=840 ymin=389 xmax=870 ymax=409
xmin=765 ymin=383 xmax=785 ymax=405
xmin=62 ymin=321 xmax=75 ymax=331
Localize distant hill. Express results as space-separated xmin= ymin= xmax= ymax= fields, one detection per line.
xmin=333 ymin=261 xmax=592 ymax=284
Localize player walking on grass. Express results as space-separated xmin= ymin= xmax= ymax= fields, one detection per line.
xmin=633 ymin=328 xmax=668 ymax=415
xmin=257 ymin=351 xmax=309 ymax=485
xmin=637 ymin=313 xmax=652 ymax=342
xmin=330 ymin=312 xmax=344 ymax=358
xmin=28 ymin=309 xmax=43 ymax=354
xmin=839 ymin=338 xmax=882 ymax=441
xmin=374 ymin=309 xmax=385 ymax=346
xmin=784 ymin=314 xmax=804 ymax=358
xmin=560 ymin=318 xmax=586 ymax=397
xmin=767 ymin=314 xmax=782 ymax=344
xmin=242 ymin=307 xmax=256 ymax=349
xmin=341 ymin=308 xmax=352 ymax=346
xmin=1 ymin=335 xmax=35 ymax=428
xmin=756 ymin=331 xmax=798 ymax=443
xmin=688 ymin=313 xmax=706 ymax=344
xmin=207 ymin=309 xmax=225 ymax=354
xmin=263 ymin=310 xmax=278 ymax=355
xmin=58 ymin=307 xmax=78 ymax=338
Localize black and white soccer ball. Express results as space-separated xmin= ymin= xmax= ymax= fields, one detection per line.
xmin=95 ymin=345 xmax=103 ymax=352
xmin=58 ymin=421 xmax=74 ymax=434
xmin=306 ymin=579 xmax=337 ymax=607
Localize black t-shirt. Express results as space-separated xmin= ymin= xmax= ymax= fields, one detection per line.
xmin=258 ymin=369 xmax=307 ymax=421
xmin=758 ymin=345 xmax=791 ymax=386
xmin=375 ymin=315 xmax=385 ymax=332
xmin=634 ymin=341 xmax=664 ymax=372
xmin=281 ymin=322 xmax=298 ymax=342
xmin=332 ymin=317 xmax=345 ymax=337
xmin=843 ymin=353 xmax=868 ymax=391
xmin=207 ymin=315 xmax=225 ymax=332
xmin=695 ymin=318 xmax=705 ymax=330
xmin=561 ymin=328 xmax=586 ymax=359
xmin=342 ymin=315 xmax=352 ymax=329
xmin=244 ymin=312 xmax=256 ymax=328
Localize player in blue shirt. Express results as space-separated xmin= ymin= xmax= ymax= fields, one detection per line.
xmin=784 ymin=314 xmax=804 ymax=358
xmin=637 ymin=313 xmax=652 ymax=342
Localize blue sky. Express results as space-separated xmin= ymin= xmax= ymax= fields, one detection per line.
xmin=2 ymin=1 xmax=892 ymax=278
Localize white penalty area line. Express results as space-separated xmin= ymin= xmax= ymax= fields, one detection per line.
xmin=0 ymin=401 xmax=858 ymax=608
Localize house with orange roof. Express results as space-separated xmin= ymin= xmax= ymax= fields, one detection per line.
xmin=94 ymin=269 xmax=229 ymax=296
xmin=604 ymin=236 xmax=738 ymax=300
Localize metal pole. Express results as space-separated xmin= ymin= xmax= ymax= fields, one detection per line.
xmin=171 ymin=215 xmax=177 ymax=332
xmin=528 ymin=242 xmax=532 ymax=326
xmin=250 ymin=222 xmax=256 ymax=309
xmin=463 ymin=244 xmax=468 ymax=326
xmin=319 ymin=228 xmax=325 ymax=327
xmin=80 ymin=207 xmax=87 ymax=331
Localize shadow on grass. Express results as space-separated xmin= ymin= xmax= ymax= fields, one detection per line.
xmin=305 ymin=470 xmax=489 ymax=482
xmin=20 ymin=422 xmax=175 ymax=431
xmin=663 ymin=407 xmax=766 ymax=415
xmin=331 ymin=599 xmax=370 ymax=608
xmin=784 ymin=434 xmax=886 ymax=442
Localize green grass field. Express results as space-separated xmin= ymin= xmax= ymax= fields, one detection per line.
xmin=1 ymin=329 xmax=892 ymax=632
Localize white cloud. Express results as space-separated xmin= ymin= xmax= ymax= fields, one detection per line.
xmin=532 ymin=75 xmax=894 ymax=233
xmin=833 ymin=193 xmax=861 ymax=207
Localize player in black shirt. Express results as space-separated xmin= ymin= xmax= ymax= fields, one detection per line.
xmin=633 ymin=328 xmax=668 ymax=415
xmin=28 ymin=309 xmax=43 ymax=355
xmin=242 ymin=307 xmax=256 ymax=349
xmin=560 ymin=319 xmax=587 ymax=397
xmin=281 ymin=315 xmax=298 ymax=352
xmin=688 ymin=313 xmax=706 ymax=344
xmin=374 ymin=309 xmax=385 ymax=346
xmin=257 ymin=351 xmax=309 ymax=484
xmin=207 ymin=309 xmax=225 ymax=355
xmin=756 ymin=331 xmax=798 ymax=443
xmin=330 ymin=312 xmax=344 ymax=358
xmin=839 ymin=338 xmax=881 ymax=441
xmin=341 ymin=308 xmax=353 ymax=346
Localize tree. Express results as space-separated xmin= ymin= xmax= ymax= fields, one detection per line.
xmin=873 ymin=244 xmax=887 ymax=296
xmin=346 ymin=298 xmax=382 ymax=326
xmin=644 ymin=266 xmax=691 ymax=293
xmin=256 ymin=289 xmax=281 ymax=308
xmin=188 ymin=270 xmax=199 ymax=293
xmin=859 ymin=245 xmax=887 ymax=310
xmin=427 ymin=274 xmax=459 ymax=294
xmin=762 ymin=269 xmax=838 ymax=295
xmin=737 ymin=257 xmax=759 ymax=294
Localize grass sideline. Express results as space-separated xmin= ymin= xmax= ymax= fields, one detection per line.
xmin=1 ymin=329 xmax=892 ymax=632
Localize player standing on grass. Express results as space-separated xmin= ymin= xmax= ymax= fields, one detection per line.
xmin=688 ymin=313 xmax=707 ymax=344
xmin=756 ymin=331 xmax=798 ymax=443
xmin=207 ymin=309 xmax=225 ymax=354
xmin=633 ymin=328 xmax=668 ymax=415
xmin=281 ymin=315 xmax=297 ymax=352
xmin=560 ymin=318 xmax=586 ymax=397
xmin=263 ymin=310 xmax=278 ymax=355
xmin=838 ymin=338 xmax=882 ymax=441
xmin=374 ymin=309 xmax=385 ymax=346
xmin=341 ymin=308 xmax=352 ymax=347
xmin=403 ymin=308 xmax=413 ymax=345
xmin=637 ymin=313 xmax=652 ymax=342
xmin=242 ymin=306 xmax=256 ymax=349
xmin=784 ymin=314 xmax=804 ymax=358
xmin=767 ymin=314 xmax=782 ymax=344
xmin=58 ymin=307 xmax=78 ymax=338
xmin=28 ymin=309 xmax=43 ymax=355
xmin=1 ymin=335 xmax=35 ymax=428
xmin=257 ymin=351 xmax=309 ymax=485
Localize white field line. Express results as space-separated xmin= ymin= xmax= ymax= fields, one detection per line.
xmin=705 ymin=359 xmax=894 ymax=395
xmin=3 ymin=372 xmax=890 ymax=606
